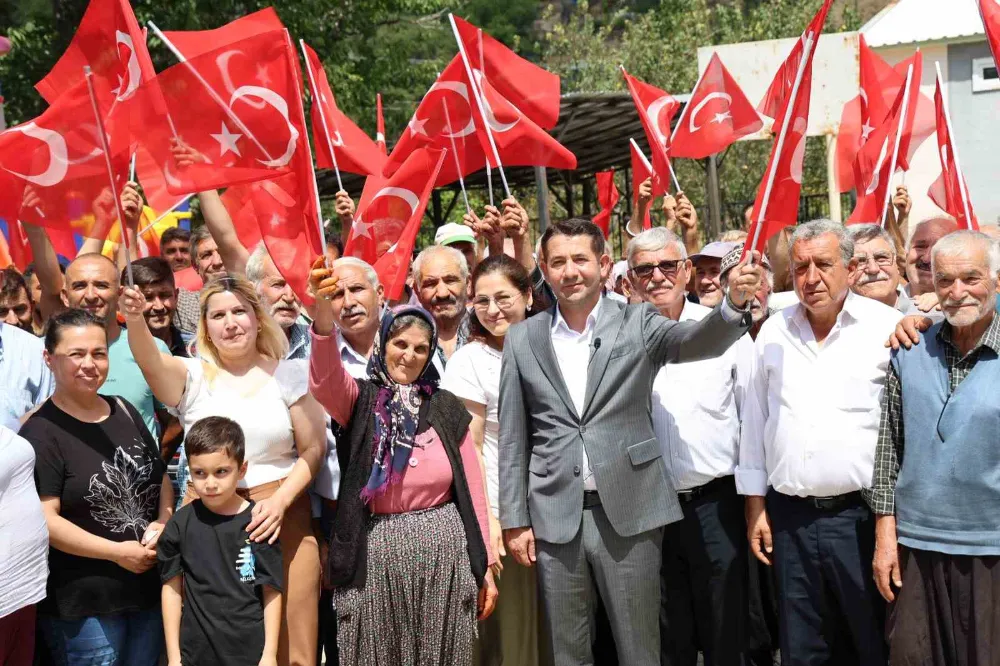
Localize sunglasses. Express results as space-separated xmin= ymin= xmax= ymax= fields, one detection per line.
xmin=630 ymin=260 xmax=683 ymax=280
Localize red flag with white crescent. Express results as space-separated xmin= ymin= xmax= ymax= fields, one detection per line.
xmin=593 ymin=170 xmax=619 ymax=238
xmin=622 ymin=69 xmax=678 ymax=192
xmin=979 ymin=0 xmax=1000 ymax=71
xmin=928 ymin=75 xmax=978 ymax=229
xmin=160 ymin=8 xmax=285 ymax=59
xmin=670 ymin=53 xmax=762 ymax=159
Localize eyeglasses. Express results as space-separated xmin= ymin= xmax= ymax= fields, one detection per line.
xmin=630 ymin=260 xmax=683 ymax=280
xmin=472 ymin=293 xmax=520 ymax=311
xmin=854 ymin=252 xmax=895 ymax=268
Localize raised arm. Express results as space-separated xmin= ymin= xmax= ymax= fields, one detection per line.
xmin=119 ymin=286 xmax=190 ymax=408
xmin=23 ymin=218 xmax=65 ymax=321
xmin=307 ymin=257 xmax=359 ymax=425
xmin=198 ymin=189 xmax=250 ymax=275
xmin=334 ymin=190 xmax=355 ymax=242
xmin=626 ymin=177 xmax=653 ymax=237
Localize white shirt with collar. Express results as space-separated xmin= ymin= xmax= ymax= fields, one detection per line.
xmin=313 ymin=329 xmax=371 ymax=501
xmin=736 ymin=291 xmax=903 ymax=498
xmin=551 ymin=297 xmax=604 ymax=491
xmin=651 ymin=301 xmax=752 ymax=491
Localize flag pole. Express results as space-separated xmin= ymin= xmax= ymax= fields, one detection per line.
xmin=667 ymin=159 xmax=682 ymax=193
xmin=486 ymin=163 xmax=494 ymax=206
xmin=299 ymin=40 xmax=344 ymax=193
xmin=748 ymin=31 xmax=816 ymax=258
xmin=148 ymin=21 xmax=275 ymax=162
xmin=440 ymin=98 xmax=471 ymax=213
xmin=935 ymin=61 xmax=975 ymax=229
xmin=284 ymin=31 xmax=326 ymax=256
xmin=879 ymin=62 xmax=914 ymax=229
xmin=629 ymin=137 xmax=654 ymax=173
xmin=448 ymin=13 xmax=511 ymax=199
xmin=84 ymin=66 xmax=133 ymax=286
xmin=375 ymin=93 xmax=386 ymax=152
xmin=478 ymin=26 xmax=496 ymax=207
xmin=136 ymin=194 xmax=194 ymax=238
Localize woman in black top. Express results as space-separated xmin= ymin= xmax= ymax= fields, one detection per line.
xmin=20 ymin=309 xmax=173 ymax=666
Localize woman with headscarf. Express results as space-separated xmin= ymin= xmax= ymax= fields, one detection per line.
xmin=307 ymin=259 xmax=497 ymax=665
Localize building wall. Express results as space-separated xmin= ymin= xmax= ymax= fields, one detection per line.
xmin=948 ymin=40 xmax=1000 ymax=226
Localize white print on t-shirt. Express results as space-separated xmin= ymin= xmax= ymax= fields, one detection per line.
xmin=84 ymin=444 xmax=157 ymax=539
xmin=236 ymin=541 xmax=256 ymax=583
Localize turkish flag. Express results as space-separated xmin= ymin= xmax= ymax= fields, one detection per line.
xmin=34 ymin=0 xmax=156 ymax=113
xmin=671 ymin=53 xmax=762 ymax=159
xmin=622 ymin=69 xmax=678 ymax=192
xmin=593 ymin=170 xmax=619 ymax=238
xmin=160 ymin=7 xmax=284 ymax=59
xmin=630 ymin=139 xmax=664 ymax=231
xmin=302 ymin=42 xmax=384 ymax=177
xmin=928 ymin=75 xmax=978 ymax=229
xmin=893 ymin=51 xmax=923 ymax=175
xmin=451 ymin=15 xmax=561 ymax=130
xmin=130 ymin=29 xmax=303 ymax=196
xmin=0 ymin=220 xmax=31 ymax=271
xmin=346 ymin=148 xmax=444 ymax=265
xmin=385 ymin=58 xmax=487 ymax=187
xmin=744 ymin=0 xmax=832 ymax=260
xmin=0 ymin=84 xmax=129 ymax=235
xmin=376 ymin=93 xmax=387 ymax=156
xmin=134 ymin=144 xmax=190 ymax=216
xmin=980 ymin=0 xmax=1000 ymax=69
xmin=220 ymin=183 xmax=264 ymax=248
xmin=836 ymin=95 xmax=863 ymax=192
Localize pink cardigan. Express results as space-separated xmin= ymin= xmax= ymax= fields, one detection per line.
xmin=309 ymin=329 xmax=494 ymax=565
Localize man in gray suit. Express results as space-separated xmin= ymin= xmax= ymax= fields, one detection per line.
xmin=499 ymin=218 xmax=764 ymax=666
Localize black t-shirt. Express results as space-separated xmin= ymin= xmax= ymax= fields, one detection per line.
xmin=20 ymin=396 xmax=166 ymax=619
xmin=158 ymin=500 xmax=283 ymax=666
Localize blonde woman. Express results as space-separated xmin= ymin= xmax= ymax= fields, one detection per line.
xmin=120 ymin=275 xmax=326 ymax=666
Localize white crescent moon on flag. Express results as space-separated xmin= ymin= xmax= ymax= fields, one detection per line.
xmin=865 ymin=137 xmax=891 ymax=195
xmin=114 ymin=31 xmax=142 ymax=101
xmin=646 ymin=96 xmax=674 ymax=147
xmin=788 ymin=118 xmax=809 ymax=185
xmin=689 ymin=92 xmax=732 ymax=133
xmin=3 ymin=123 xmax=69 ymax=187
xmin=428 ymin=80 xmax=476 ymax=138
xmin=473 ymin=70 xmax=519 ymax=133
xmin=217 ymin=51 xmax=266 ymax=110
xmin=229 ymin=85 xmax=299 ymax=168
xmin=331 ymin=130 xmax=344 ymax=147
xmin=370 ymin=186 xmax=420 ymax=218
xmin=163 ymin=161 xmax=184 ymax=189
xmin=55 ymin=124 xmax=102 ymax=166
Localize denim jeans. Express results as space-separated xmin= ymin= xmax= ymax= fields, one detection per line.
xmin=174 ymin=445 xmax=189 ymax=512
xmin=39 ymin=608 xmax=163 ymax=666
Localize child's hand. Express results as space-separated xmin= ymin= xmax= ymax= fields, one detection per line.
xmin=167 ymin=660 xmax=182 ymax=666
xmin=258 ymin=655 xmax=278 ymax=666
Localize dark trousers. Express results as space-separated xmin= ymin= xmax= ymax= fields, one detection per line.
xmin=0 ymin=604 xmax=35 ymax=666
xmin=766 ymin=490 xmax=886 ymax=666
xmin=660 ymin=476 xmax=747 ymax=666
xmin=889 ymin=547 xmax=1000 ymax=666
xmin=318 ymin=500 xmax=339 ymax=666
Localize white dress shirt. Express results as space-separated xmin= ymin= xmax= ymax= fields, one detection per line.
xmin=551 ymin=298 xmax=604 ymax=491
xmin=736 ymin=292 xmax=903 ymax=498
xmin=651 ymin=302 xmax=752 ymax=491
xmin=313 ymin=329 xmax=371 ymax=501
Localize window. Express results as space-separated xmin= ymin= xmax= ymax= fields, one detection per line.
xmin=972 ymin=56 xmax=1000 ymax=93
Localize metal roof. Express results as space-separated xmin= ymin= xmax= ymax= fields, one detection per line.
xmin=861 ymin=0 xmax=986 ymax=48
xmin=316 ymin=91 xmax=690 ymax=198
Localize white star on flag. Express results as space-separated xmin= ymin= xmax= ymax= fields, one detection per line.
xmin=211 ymin=122 xmax=243 ymax=157
xmin=711 ymin=111 xmax=732 ymax=124
xmin=861 ymin=120 xmax=875 ymax=142
xmin=352 ymin=218 xmax=373 ymax=239
xmin=409 ymin=116 xmax=429 ymax=137
xmin=112 ymin=74 xmax=126 ymax=97
xmin=255 ymin=64 xmax=272 ymax=88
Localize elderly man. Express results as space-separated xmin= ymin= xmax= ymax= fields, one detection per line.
xmin=435 ymin=222 xmax=479 ymax=274
xmin=738 ymin=220 xmax=903 ymax=666
xmin=500 ymin=217 xmax=763 ymax=666
xmin=690 ymin=241 xmax=739 ymax=308
xmin=627 ymin=227 xmax=754 ymax=666
xmin=244 ymin=242 xmax=312 ymax=360
xmin=719 ymin=245 xmax=772 ymax=339
xmin=904 ymin=217 xmax=958 ymax=317
xmin=412 ymin=244 xmax=470 ymax=370
xmin=0 ymin=268 xmax=36 ymax=334
xmin=847 ymin=224 xmax=912 ymax=312
xmin=866 ymin=231 xmax=1000 ymax=665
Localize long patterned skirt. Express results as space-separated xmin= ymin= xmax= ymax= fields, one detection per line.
xmin=335 ymin=503 xmax=479 ymax=666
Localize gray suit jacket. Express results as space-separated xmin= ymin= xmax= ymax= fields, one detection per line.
xmin=498 ymin=298 xmax=750 ymax=544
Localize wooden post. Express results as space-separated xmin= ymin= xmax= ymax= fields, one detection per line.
xmin=826 ymin=133 xmax=842 ymax=222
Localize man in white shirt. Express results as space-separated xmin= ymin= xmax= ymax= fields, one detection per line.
xmin=308 ymin=255 xmax=384 ymax=664
xmin=738 ymin=220 xmax=903 ymax=666
xmin=627 ymin=228 xmax=752 ymax=666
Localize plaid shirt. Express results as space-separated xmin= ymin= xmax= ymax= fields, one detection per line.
xmin=864 ymin=314 xmax=1000 ymax=515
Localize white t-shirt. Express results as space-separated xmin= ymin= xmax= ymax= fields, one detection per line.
xmin=0 ymin=426 xmax=48 ymax=618
xmin=174 ymin=357 xmax=309 ymax=488
xmin=441 ymin=341 xmax=502 ymax=515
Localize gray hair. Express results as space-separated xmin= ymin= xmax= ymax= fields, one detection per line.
xmin=789 ymin=219 xmax=854 ymax=266
xmin=627 ymin=227 xmax=687 ymax=268
xmin=245 ymin=241 xmax=270 ymax=285
xmin=387 ymin=313 xmax=434 ymax=341
xmin=845 ymin=223 xmax=894 ymax=249
xmin=331 ymin=256 xmax=380 ymax=290
xmin=190 ymin=226 xmax=214 ymax=258
xmin=907 ymin=217 xmax=958 ymax=251
xmin=931 ymin=230 xmax=1000 ymax=280
xmin=412 ymin=244 xmax=469 ymax=283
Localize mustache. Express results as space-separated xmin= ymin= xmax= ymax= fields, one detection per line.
xmin=915 ymin=260 xmax=932 ymax=272
xmin=943 ymin=297 xmax=980 ymax=309
xmin=430 ymin=295 xmax=458 ymax=307
xmin=341 ymin=305 xmax=367 ymax=319
xmin=269 ymin=300 xmax=299 ymax=316
xmin=857 ymin=272 xmax=889 ymax=286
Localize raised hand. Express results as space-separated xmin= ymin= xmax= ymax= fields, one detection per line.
xmin=726 ymin=251 xmax=765 ymax=309
xmin=119 ymin=285 xmax=148 ymax=323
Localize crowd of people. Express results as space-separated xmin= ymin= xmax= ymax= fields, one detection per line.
xmin=1 ymin=174 xmax=998 ymax=666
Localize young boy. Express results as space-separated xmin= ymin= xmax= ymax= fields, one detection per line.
xmin=158 ymin=416 xmax=282 ymax=666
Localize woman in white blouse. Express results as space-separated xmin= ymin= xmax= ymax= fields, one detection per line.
xmin=441 ymin=254 xmax=544 ymax=666
xmin=120 ymin=275 xmax=326 ymax=666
